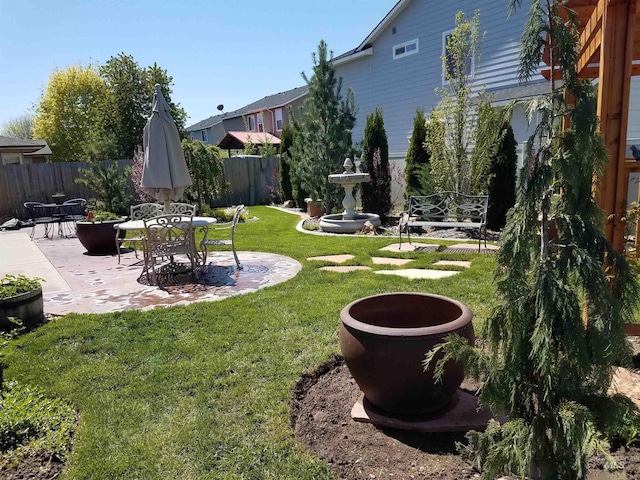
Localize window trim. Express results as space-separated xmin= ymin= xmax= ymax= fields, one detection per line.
xmin=202 ymin=130 xmax=207 ymax=142
xmin=257 ymin=112 xmax=264 ymax=133
xmin=275 ymin=108 xmax=283 ymax=131
xmin=392 ymin=38 xmax=419 ymax=60
xmin=442 ymin=29 xmax=475 ymax=85
xmin=246 ymin=115 xmax=255 ymax=131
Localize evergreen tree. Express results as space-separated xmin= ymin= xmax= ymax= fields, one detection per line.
xmin=405 ymin=109 xmax=431 ymax=198
xmin=361 ymin=108 xmax=391 ymax=217
xmin=485 ymin=122 xmax=517 ymax=230
xmin=291 ymin=40 xmax=356 ymax=214
xmin=279 ymin=124 xmax=294 ymax=201
xmin=430 ymin=1 xmax=640 ymax=477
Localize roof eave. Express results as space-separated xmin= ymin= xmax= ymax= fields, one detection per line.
xmin=333 ymin=47 xmax=374 ymax=67
xmin=246 ymin=91 xmax=309 ymax=113
xmin=356 ymin=0 xmax=412 ymax=51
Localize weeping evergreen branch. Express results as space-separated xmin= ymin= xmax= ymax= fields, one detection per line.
xmin=430 ymin=1 xmax=640 ymax=477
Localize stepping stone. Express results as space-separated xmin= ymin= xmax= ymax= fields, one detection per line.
xmin=379 ymin=243 xmax=439 ymax=253
xmin=307 ymin=254 xmax=355 ymax=263
xmin=370 ymin=257 xmax=414 ymax=266
xmin=610 ymin=367 xmax=640 ymax=409
xmin=375 ymin=269 xmax=460 ymax=280
xmin=433 ymin=260 xmax=471 ymax=268
xmin=443 ymin=243 xmax=499 ymax=254
xmin=320 ymin=266 xmax=372 ymax=273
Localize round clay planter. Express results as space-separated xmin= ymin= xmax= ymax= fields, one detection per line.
xmin=340 ymin=292 xmax=474 ymax=416
xmin=0 ymin=287 xmax=43 ymax=329
xmin=76 ymin=219 xmax=126 ymax=255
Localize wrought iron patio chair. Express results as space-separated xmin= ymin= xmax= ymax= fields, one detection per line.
xmin=167 ymin=202 xmax=196 ymax=215
xmin=116 ymin=203 xmax=163 ymax=264
xmin=23 ymin=202 xmax=55 ymax=240
xmin=199 ymin=205 xmax=243 ymax=270
xmin=142 ymin=214 xmax=198 ymax=284
xmin=61 ymin=198 xmax=87 ymax=235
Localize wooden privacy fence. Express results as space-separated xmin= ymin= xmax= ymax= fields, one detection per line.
xmin=0 ymin=156 xmax=279 ymax=220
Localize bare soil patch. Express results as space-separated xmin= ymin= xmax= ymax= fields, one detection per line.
xmin=291 ymin=355 xmax=640 ymax=480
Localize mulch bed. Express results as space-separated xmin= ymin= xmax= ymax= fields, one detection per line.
xmin=290 ymin=355 xmax=640 ymax=480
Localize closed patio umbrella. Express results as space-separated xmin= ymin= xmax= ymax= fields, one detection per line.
xmin=141 ymin=84 xmax=192 ymax=212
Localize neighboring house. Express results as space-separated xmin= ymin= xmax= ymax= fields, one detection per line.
xmin=332 ymin=0 xmax=640 ymax=169
xmin=0 ymin=136 xmax=51 ymax=165
xmin=186 ymin=85 xmax=308 ymax=148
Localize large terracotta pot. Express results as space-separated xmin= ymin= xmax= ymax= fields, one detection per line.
xmin=0 ymin=287 xmax=43 ymax=329
xmin=76 ymin=219 xmax=126 ymax=255
xmin=340 ymin=292 xmax=474 ymax=416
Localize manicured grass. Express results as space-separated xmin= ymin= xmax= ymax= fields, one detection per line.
xmin=3 ymin=206 xmax=497 ymax=479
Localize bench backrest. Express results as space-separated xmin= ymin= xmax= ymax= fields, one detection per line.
xmin=408 ymin=192 xmax=488 ymax=222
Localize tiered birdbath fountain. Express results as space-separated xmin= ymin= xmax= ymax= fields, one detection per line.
xmin=319 ymin=158 xmax=381 ymax=234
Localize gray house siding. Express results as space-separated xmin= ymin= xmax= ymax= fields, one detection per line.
xmin=334 ymin=0 xmax=540 ymax=156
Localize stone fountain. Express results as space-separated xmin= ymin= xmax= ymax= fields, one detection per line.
xmin=319 ymin=158 xmax=381 ymax=234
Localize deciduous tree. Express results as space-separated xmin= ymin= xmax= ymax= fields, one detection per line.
xmin=33 ymin=65 xmax=109 ymax=161
xmin=1 ymin=114 xmax=34 ymax=140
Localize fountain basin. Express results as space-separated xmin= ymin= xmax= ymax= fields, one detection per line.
xmin=319 ymin=213 xmax=381 ymax=233
xmin=328 ymin=173 xmax=370 ymax=184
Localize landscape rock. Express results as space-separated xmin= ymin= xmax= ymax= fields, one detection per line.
xmin=283 ymin=200 xmax=295 ymax=208
xmin=360 ymin=221 xmax=377 ymax=236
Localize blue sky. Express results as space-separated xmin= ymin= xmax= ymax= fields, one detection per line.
xmin=0 ymin=0 xmax=395 ymax=130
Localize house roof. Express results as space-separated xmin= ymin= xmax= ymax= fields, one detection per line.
xmin=333 ymin=0 xmax=411 ymax=65
xmin=488 ymin=81 xmax=552 ymax=105
xmin=187 ymin=85 xmax=308 ymax=132
xmin=0 ymin=136 xmax=48 ymax=149
xmin=218 ymin=131 xmax=281 ymax=150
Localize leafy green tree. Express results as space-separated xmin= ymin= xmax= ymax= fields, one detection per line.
xmin=361 ymin=108 xmax=391 ymax=217
xmin=99 ymin=53 xmax=148 ymax=160
xmin=430 ymin=1 xmax=640 ymax=477
xmin=1 ymin=114 xmax=34 ymax=139
xmin=181 ymin=138 xmax=226 ymax=213
xmin=279 ymin=124 xmax=294 ymax=201
xmin=291 ymin=40 xmax=356 ymax=214
xmin=33 ymin=65 xmax=109 ymax=162
xmin=428 ymin=11 xmax=487 ymax=194
xmin=404 ymin=109 xmax=431 ymax=198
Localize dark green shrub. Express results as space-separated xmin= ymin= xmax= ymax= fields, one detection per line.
xmin=361 ymin=108 xmax=391 ymax=217
xmin=486 ymin=123 xmax=517 ymax=230
xmin=405 ymin=109 xmax=431 ymax=198
xmin=279 ymin=125 xmax=294 ymax=201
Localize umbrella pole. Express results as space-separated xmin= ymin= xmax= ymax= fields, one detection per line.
xmin=164 ymin=200 xmax=171 ymax=213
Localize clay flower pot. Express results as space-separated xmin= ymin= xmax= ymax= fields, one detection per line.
xmin=340 ymin=292 xmax=474 ymax=416
xmin=76 ymin=219 xmax=126 ymax=255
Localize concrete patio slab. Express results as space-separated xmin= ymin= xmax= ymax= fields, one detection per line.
xmin=0 ymin=232 xmax=70 ymax=294
xmin=379 ymin=243 xmax=439 ymax=252
xmin=443 ymin=243 xmax=498 ymax=254
xmin=319 ymin=266 xmax=371 ymax=273
xmin=370 ymin=257 xmax=414 ymax=266
xmin=375 ymin=269 xmax=460 ymax=280
xmin=307 ymin=254 xmax=355 ymax=263
xmin=433 ymin=260 xmax=472 ymax=268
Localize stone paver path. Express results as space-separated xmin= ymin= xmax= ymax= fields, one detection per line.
xmin=379 ymin=243 xmax=439 ymax=252
xmin=433 ymin=260 xmax=472 ymax=268
xmin=370 ymin=257 xmax=414 ymax=266
xmin=375 ymin=269 xmax=460 ymax=280
xmin=307 ymin=254 xmax=355 ymax=263
xmin=320 ymin=266 xmax=372 ymax=273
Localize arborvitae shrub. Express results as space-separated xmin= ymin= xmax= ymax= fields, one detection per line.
xmin=486 ymin=123 xmax=517 ymax=230
xmin=361 ymin=109 xmax=392 ymax=217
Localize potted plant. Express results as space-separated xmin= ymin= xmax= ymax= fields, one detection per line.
xmin=0 ymin=274 xmax=44 ymax=329
xmin=76 ymin=210 xmax=126 ymax=255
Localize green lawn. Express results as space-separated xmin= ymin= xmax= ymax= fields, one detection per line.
xmin=3 ymin=206 xmax=497 ymax=479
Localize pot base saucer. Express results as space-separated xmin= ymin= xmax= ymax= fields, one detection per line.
xmin=351 ymin=390 xmax=493 ymax=433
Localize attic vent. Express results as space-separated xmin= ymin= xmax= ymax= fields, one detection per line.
xmin=392 ymin=26 xmax=397 ymax=35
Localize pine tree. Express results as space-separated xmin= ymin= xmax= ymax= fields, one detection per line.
xmin=404 ymin=109 xmax=431 ymax=198
xmin=291 ymin=40 xmax=356 ymax=214
xmin=430 ymin=1 xmax=640 ymax=477
xmin=279 ymin=124 xmax=294 ymax=202
xmin=362 ymin=108 xmax=391 ymax=217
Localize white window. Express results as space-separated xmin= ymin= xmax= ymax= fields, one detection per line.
xmin=392 ymin=38 xmax=419 ymax=60
xmin=275 ymin=108 xmax=283 ymax=131
xmin=246 ymin=115 xmax=255 ymax=131
xmin=442 ymin=30 xmax=474 ymax=83
xmin=257 ymin=113 xmax=264 ymax=132
xmin=202 ymin=130 xmax=208 ymax=142
xmin=1 ymin=153 xmax=22 ymax=165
